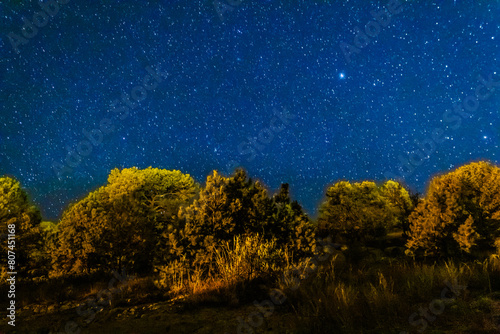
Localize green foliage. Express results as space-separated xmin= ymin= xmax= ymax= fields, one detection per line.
xmin=270 ymin=183 xmax=316 ymax=258
xmin=317 ymin=180 xmax=413 ymax=245
xmin=0 ymin=176 xmax=44 ymax=279
xmin=284 ymin=257 xmax=498 ymax=334
xmin=167 ymin=169 xmax=316 ymax=276
xmin=53 ymin=167 xmax=197 ymax=277
xmin=155 ymin=233 xmax=289 ymax=303
xmin=406 ymin=161 xmax=500 ymax=259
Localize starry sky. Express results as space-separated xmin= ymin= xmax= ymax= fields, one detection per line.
xmin=0 ymin=0 xmax=499 ymax=221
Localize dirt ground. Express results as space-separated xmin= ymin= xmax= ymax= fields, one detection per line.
xmin=2 ymin=299 xmax=304 ymax=334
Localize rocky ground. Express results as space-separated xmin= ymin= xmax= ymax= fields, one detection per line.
xmin=2 ymin=293 xmax=500 ymax=334
xmin=3 ymin=297 xmax=500 ymax=334
xmin=2 ymin=297 xmax=301 ymax=334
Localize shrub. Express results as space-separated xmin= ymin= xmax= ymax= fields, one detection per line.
xmin=317 ymin=180 xmax=413 ymax=245
xmin=406 ymin=161 xmax=500 ymax=259
xmin=155 ymin=234 xmax=288 ymax=305
xmin=168 ymin=169 xmax=316 ymax=275
xmin=52 ymin=167 xmax=197 ymax=277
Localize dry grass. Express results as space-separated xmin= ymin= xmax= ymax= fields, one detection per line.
xmin=281 ymin=251 xmax=500 ymax=333
xmin=11 ymin=235 xmax=500 ymax=333
xmin=150 ymin=235 xmax=500 ymax=332
xmin=154 ymin=234 xmax=297 ymax=306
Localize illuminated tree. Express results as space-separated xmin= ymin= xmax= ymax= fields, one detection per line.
xmin=53 ymin=167 xmax=197 ymax=277
xmin=170 ymin=169 xmax=268 ymax=271
xmin=0 ymin=176 xmax=43 ymax=278
xmin=317 ymin=180 xmax=413 ymax=245
xmin=406 ymin=161 xmax=500 ymax=258
xmin=168 ymin=169 xmax=315 ymax=274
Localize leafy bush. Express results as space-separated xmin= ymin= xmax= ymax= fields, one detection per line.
xmin=406 ymin=161 xmax=500 ymax=259
xmin=317 ymin=180 xmax=413 ymax=245
xmin=52 ymin=167 xmax=197 ymax=277
xmin=167 ymin=169 xmax=316 ymax=276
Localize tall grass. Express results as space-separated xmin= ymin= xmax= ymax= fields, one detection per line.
xmin=281 ymin=251 xmax=500 ymax=333
xmin=154 ymin=234 xmax=296 ymax=305
xmin=213 ymin=234 xmax=286 ymax=284
xmin=152 ymin=235 xmax=500 ymax=332
xmin=22 ymin=236 xmax=500 ymax=333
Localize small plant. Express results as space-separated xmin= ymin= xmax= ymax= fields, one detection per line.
xmin=154 ymin=233 xmax=289 ymax=305
xmin=214 ymin=233 xmax=285 ymax=284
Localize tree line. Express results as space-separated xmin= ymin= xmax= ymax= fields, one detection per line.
xmin=1 ymin=161 xmax=500 ymax=281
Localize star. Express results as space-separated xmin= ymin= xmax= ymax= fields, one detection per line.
xmin=1 ymin=0 xmax=496 ymax=222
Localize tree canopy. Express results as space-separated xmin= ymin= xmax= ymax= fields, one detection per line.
xmin=0 ymin=176 xmax=43 ymax=278
xmin=53 ymin=167 xmax=198 ymax=277
xmin=168 ymin=169 xmax=315 ymax=273
xmin=7 ymin=160 xmax=500 ymax=282
xmin=317 ymin=180 xmax=413 ymax=244
xmin=406 ymin=161 xmax=500 ymax=258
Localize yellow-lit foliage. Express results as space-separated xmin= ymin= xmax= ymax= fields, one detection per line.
xmin=53 ymin=167 xmax=197 ymax=277
xmin=213 ymin=233 xmax=285 ymax=284
xmin=406 ymin=161 xmax=500 ymax=258
xmin=168 ymin=169 xmax=316 ymax=276
xmin=0 ymin=176 xmax=43 ymax=279
xmin=318 ymin=180 xmax=413 ymax=244
xmin=155 ymin=233 xmax=289 ymax=304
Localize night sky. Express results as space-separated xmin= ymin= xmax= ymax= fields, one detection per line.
xmin=0 ymin=0 xmax=499 ymax=221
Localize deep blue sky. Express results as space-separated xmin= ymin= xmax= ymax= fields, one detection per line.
xmin=0 ymin=0 xmax=499 ymax=220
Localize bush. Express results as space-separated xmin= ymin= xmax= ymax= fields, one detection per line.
xmin=52 ymin=167 xmax=197 ymax=277
xmin=155 ymin=234 xmax=289 ymax=305
xmin=406 ymin=161 xmax=500 ymax=259
xmin=167 ymin=169 xmax=316 ymax=276
xmin=317 ymin=180 xmax=413 ymax=245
